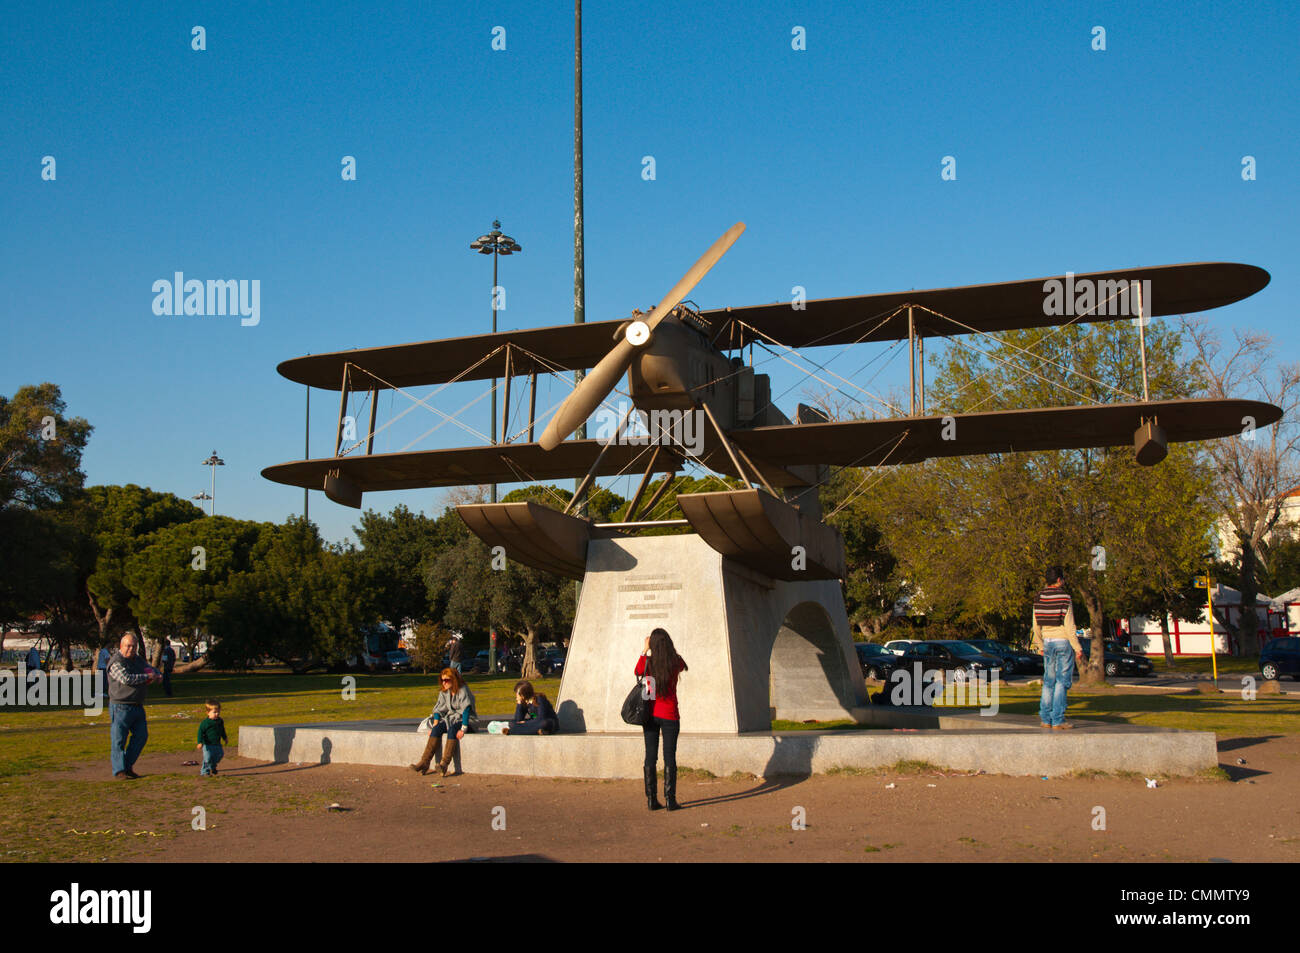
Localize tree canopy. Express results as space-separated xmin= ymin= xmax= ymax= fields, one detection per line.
xmin=863 ymin=319 xmax=1216 ymax=680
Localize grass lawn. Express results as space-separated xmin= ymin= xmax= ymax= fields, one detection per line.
xmin=1148 ymin=655 xmax=1261 ymax=675
xmin=0 ymin=668 xmax=562 ymax=861
xmin=0 ymin=669 xmax=560 ymax=778
xmin=985 ymin=685 xmax=1299 ymax=734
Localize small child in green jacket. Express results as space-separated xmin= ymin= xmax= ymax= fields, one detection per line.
xmin=196 ymin=699 xmax=228 ymax=776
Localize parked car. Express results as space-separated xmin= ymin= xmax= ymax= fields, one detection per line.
xmin=895 ymin=640 xmax=1002 ymax=682
xmin=854 ymin=643 xmax=901 ymax=680
xmin=884 ymin=639 xmax=923 ymax=656
xmin=386 ymin=650 xmax=412 ymax=672
xmin=439 ymin=652 xmax=482 ymax=674
xmin=358 ymin=650 xmax=388 ymax=671
xmin=1260 ymin=636 xmax=1300 ymax=680
xmin=1077 ymin=637 xmax=1154 ymax=678
xmin=505 ymin=646 xmax=561 ymax=675
xmin=539 ymin=648 xmax=565 ymax=676
xmin=965 ymin=639 xmax=1043 ymax=676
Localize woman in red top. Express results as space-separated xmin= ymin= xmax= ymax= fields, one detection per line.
xmin=635 ymin=627 xmax=688 ymax=811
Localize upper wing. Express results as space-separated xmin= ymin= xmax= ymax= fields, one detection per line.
xmin=731 ymin=398 xmax=1282 ymax=468
xmin=275 ymin=263 xmax=1267 ymax=390
xmin=276 ymin=320 xmax=627 ymax=390
xmin=704 ymin=263 xmax=1269 ymax=349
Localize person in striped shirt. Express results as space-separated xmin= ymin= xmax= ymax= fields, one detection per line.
xmin=1031 ymin=566 xmax=1085 ymax=730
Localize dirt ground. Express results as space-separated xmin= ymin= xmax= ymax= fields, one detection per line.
xmin=43 ymin=732 xmax=1300 ymax=863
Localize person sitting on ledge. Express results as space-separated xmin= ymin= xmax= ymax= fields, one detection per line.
xmin=410 ymin=668 xmax=477 ymax=776
xmin=503 ymin=680 xmax=558 ymax=735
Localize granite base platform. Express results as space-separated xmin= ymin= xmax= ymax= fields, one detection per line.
xmin=237 ymin=707 xmax=1218 ymax=778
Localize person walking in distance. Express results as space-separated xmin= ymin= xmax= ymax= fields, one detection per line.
xmin=447 ymin=632 xmax=463 ymax=674
xmin=1031 ymin=566 xmax=1085 ymax=730
xmin=636 ymin=628 xmax=688 ymax=811
xmin=160 ymin=636 xmax=176 ymax=697
xmin=108 ymin=633 xmax=162 ymax=779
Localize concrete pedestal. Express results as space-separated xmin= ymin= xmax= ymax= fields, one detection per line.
xmin=554 ymin=534 xmax=869 ymax=734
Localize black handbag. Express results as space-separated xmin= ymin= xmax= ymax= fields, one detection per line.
xmin=621 ymin=663 xmax=656 ymax=726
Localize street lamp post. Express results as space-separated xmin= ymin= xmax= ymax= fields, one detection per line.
xmin=470 ymin=224 xmax=520 ymax=676
xmin=469 ymin=220 xmax=522 ymax=505
xmin=201 ymin=451 xmax=225 ymax=516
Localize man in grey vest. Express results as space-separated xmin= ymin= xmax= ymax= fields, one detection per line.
xmin=108 ymin=633 xmax=161 ymax=779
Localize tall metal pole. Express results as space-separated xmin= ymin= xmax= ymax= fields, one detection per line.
xmin=471 ymin=222 xmax=520 ymax=504
xmin=573 ymin=0 xmax=587 ymax=614
xmin=919 ymin=336 xmax=925 ymax=415
xmin=304 ymin=384 xmax=310 ymax=520
xmin=491 ymin=248 xmax=499 ymax=503
xmin=573 ymin=0 xmax=587 ymax=517
xmin=907 ymin=306 xmax=916 ymax=416
xmin=202 ymin=451 xmax=224 ymax=517
xmin=1136 ymin=280 xmax=1150 ymax=402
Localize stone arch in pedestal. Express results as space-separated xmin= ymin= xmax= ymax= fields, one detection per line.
xmin=767 ymin=600 xmax=862 ymax=724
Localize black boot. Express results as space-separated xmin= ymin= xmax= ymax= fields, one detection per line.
xmin=664 ymin=765 xmax=680 ymax=811
xmin=644 ymin=766 xmax=663 ymax=810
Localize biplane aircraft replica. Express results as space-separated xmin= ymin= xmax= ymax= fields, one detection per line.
xmin=263 ymin=223 xmax=1281 ymax=585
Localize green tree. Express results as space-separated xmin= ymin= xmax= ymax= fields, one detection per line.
xmin=1106 ymin=447 xmax=1217 ymax=667
xmin=1183 ymin=318 xmax=1300 ymax=655
xmin=0 ymin=383 xmax=93 ymax=660
xmin=425 ymin=486 xmax=585 ymax=679
xmin=207 ymin=518 xmax=372 ymax=673
xmin=1258 ymin=526 xmax=1300 ymax=596
xmin=353 ymin=504 xmax=445 ymax=629
xmin=427 ymin=535 xmax=575 ymax=679
xmin=869 ymin=318 xmax=1209 ymax=684
xmin=1 ymin=501 xmax=97 ymax=669
xmin=822 ymin=467 xmax=909 ymax=639
xmin=83 ymin=485 xmax=204 ymax=648
xmin=408 ymin=620 xmax=452 ymax=674
xmin=124 ymin=516 xmax=272 ymax=665
xmin=0 ymin=383 xmax=92 ymax=510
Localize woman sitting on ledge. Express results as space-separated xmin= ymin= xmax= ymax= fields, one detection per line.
xmin=411 ymin=668 xmax=477 ymax=776
xmin=503 ymin=680 xmax=558 ymax=735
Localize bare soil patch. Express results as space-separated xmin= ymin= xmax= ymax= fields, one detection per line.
xmin=31 ymin=733 xmax=1300 ymax=863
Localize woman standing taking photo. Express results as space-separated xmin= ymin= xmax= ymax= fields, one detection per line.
xmin=635 ymin=628 xmax=687 ymax=811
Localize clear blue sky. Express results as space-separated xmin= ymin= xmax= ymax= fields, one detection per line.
xmin=4 ymin=1 xmax=1297 ymax=545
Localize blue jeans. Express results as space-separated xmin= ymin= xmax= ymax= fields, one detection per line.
xmin=201 ymin=744 xmax=224 ymax=775
xmin=110 ymin=703 xmax=148 ymax=775
xmin=1039 ymin=640 xmax=1075 ymax=726
xmin=509 ymin=718 xmax=557 ymax=735
xmin=429 ymin=715 xmax=472 ymax=740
